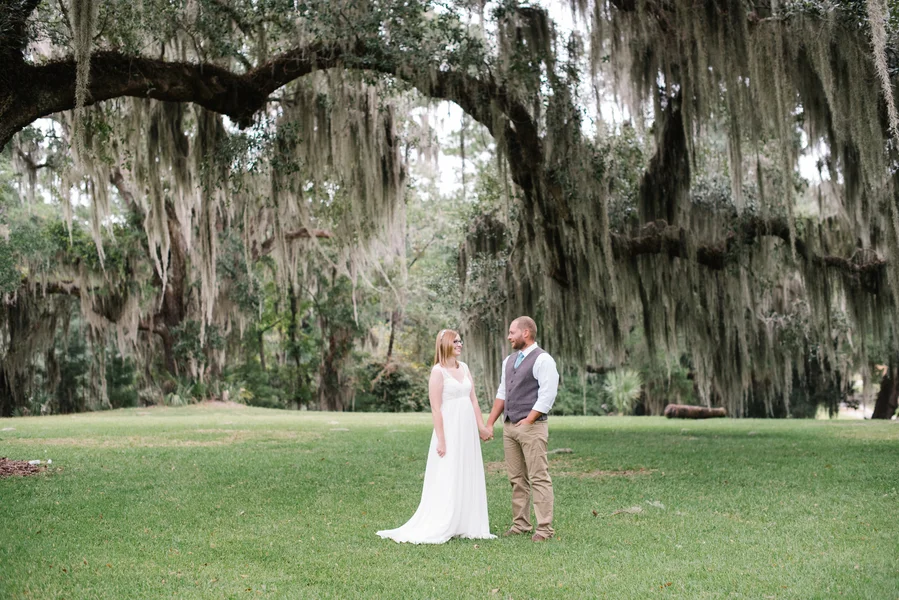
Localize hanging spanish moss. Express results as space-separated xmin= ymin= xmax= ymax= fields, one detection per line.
xmin=69 ymin=0 xmax=98 ymax=158
xmin=4 ymin=0 xmax=899 ymax=416
xmin=5 ymin=0 xmax=409 ymax=404
xmin=457 ymin=0 xmax=899 ymax=416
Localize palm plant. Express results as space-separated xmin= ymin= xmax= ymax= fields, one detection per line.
xmin=603 ymin=369 xmax=643 ymax=415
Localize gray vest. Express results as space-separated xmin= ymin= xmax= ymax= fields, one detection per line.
xmin=504 ymin=348 xmax=547 ymax=423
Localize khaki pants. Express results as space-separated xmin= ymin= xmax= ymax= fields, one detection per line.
xmin=503 ymin=420 xmax=554 ymax=536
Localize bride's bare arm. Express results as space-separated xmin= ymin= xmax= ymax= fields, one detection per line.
xmin=428 ymin=367 xmax=447 ymax=457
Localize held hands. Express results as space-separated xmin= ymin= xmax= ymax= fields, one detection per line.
xmin=436 ymin=440 xmax=447 ymax=457
xmin=479 ymin=425 xmax=494 ymax=442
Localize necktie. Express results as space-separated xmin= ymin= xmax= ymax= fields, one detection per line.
xmin=514 ymin=351 xmax=525 ymax=369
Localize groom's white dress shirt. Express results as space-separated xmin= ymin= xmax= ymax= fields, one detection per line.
xmin=495 ymin=343 xmax=560 ymax=415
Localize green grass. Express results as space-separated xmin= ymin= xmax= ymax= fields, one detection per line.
xmin=1 ymin=406 xmax=897 ymax=599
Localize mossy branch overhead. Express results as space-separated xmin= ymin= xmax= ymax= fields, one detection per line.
xmin=0 ymin=41 xmax=525 ymax=152
xmin=611 ymin=218 xmax=887 ymax=292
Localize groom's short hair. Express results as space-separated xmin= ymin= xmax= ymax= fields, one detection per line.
xmin=513 ymin=316 xmax=537 ymax=341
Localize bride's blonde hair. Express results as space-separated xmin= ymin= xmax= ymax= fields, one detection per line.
xmin=434 ymin=329 xmax=459 ymax=366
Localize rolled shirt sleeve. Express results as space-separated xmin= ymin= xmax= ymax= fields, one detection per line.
xmin=496 ymin=355 xmax=510 ymax=400
xmin=531 ymin=353 xmax=560 ymax=414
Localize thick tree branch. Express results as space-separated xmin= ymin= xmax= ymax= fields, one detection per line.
xmin=37 ymin=280 xmax=82 ymax=296
xmin=109 ymin=168 xmax=136 ymax=208
xmin=2 ymin=52 xmax=267 ymax=148
xmin=611 ymin=218 xmax=886 ymax=292
xmin=585 ymin=364 xmax=615 ymax=375
xmin=16 ymin=149 xmax=51 ymax=171
xmin=252 ymin=228 xmax=333 ymax=260
xmin=137 ymin=319 xmax=170 ymax=337
xmin=1 ymin=39 xmax=532 ymax=154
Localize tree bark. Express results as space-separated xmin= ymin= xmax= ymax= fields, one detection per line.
xmin=287 ymin=286 xmax=302 ymax=404
xmin=258 ymin=331 xmax=267 ymax=372
xmin=609 ymin=218 xmax=886 ymax=292
xmin=253 ymin=228 xmax=332 ymax=260
xmin=158 ymin=327 xmax=177 ymax=377
xmin=386 ymin=308 xmax=401 ymax=363
xmin=640 ymin=98 xmax=690 ymax=225
xmin=141 ymin=201 xmax=189 ymax=376
xmin=872 ymin=362 xmax=899 ymax=419
xmin=0 ymin=37 xmax=520 ymax=151
xmin=664 ymin=404 xmax=727 ymax=418
xmin=0 ymin=369 xmax=15 ymax=418
xmin=317 ymin=327 xmax=354 ymax=411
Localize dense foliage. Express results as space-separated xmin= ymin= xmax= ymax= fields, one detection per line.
xmin=2 ymin=0 xmax=899 ymax=418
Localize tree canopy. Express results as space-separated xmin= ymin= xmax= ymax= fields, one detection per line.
xmin=2 ymin=0 xmax=899 ymax=417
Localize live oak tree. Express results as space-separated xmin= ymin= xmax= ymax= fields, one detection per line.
xmin=2 ymin=0 xmax=899 ymax=417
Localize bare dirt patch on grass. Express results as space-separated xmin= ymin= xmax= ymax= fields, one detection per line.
xmin=551 ymin=457 xmax=657 ymax=478
xmin=194 ymin=401 xmax=250 ymax=410
xmin=130 ymin=400 xmax=249 ymax=413
xmin=485 ymin=458 xmax=656 ymax=478
xmin=0 ymin=457 xmax=44 ymax=478
xmin=558 ymin=467 xmax=657 ymax=479
xmin=485 ymin=461 xmax=508 ymax=474
xmin=12 ymin=429 xmax=320 ymax=448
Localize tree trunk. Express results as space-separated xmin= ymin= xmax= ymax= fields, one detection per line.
xmin=258 ymin=330 xmax=267 ymax=371
xmin=386 ymin=308 xmax=401 ymax=363
xmin=288 ymin=286 xmax=304 ymax=406
xmin=158 ymin=327 xmax=177 ymax=377
xmin=639 ymin=97 xmax=690 ymax=226
xmin=317 ymin=327 xmax=354 ymax=411
xmin=872 ymin=362 xmax=899 ymax=419
xmin=0 ymin=369 xmax=14 ymax=417
xmin=144 ymin=202 xmax=189 ymax=377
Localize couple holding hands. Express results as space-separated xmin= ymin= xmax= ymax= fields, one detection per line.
xmin=377 ymin=316 xmax=559 ymax=544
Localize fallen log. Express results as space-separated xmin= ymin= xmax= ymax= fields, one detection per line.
xmin=663 ymin=404 xmax=727 ymax=419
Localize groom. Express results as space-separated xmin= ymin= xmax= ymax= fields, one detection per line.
xmin=484 ymin=316 xmax=559 ymax=542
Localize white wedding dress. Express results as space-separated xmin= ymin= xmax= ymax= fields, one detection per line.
xmin=377 ymin=362 xmax=496 ymax=544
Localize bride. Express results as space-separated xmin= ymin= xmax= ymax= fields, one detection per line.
xmin=377 ymin=329 xmax=496 ymax=544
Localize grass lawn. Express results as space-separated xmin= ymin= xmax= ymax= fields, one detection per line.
xmin=1 ymin=405 xmax=897 ymax=599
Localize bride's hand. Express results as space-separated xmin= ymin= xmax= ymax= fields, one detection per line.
xmin=436 ymin=440 xmax=446 ymax=457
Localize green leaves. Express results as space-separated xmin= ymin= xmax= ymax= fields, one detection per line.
xmin=603 ymin=369 xmax=643 ymax=415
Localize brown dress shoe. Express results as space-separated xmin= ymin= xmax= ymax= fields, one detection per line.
xmin=502 ymin=528 xmax=529 ymax=537
xmin=531 ymin=532 xmax=553 ymax=542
